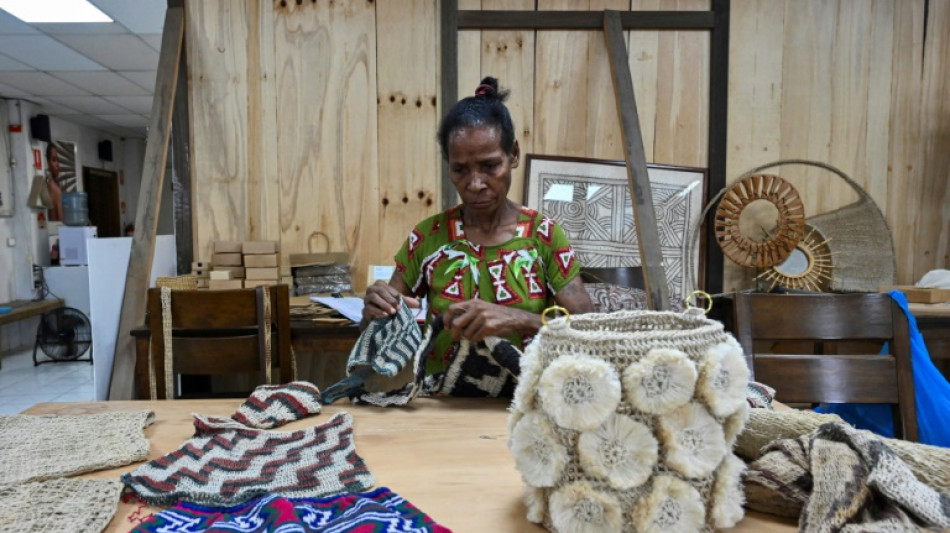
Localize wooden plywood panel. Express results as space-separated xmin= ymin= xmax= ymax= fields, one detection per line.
xmin=535 ymin=0 xmax=591 ymax=157
xmin=187 ymin=0 xmax=250 ymax=260
xmin=458 ymin=0 xmax=482 ymax=107
xmin=917 ymin=0 xmax=950 ymax=277
xmin=779 ymin=0 xmax=835 ymax=217
xmin=628 ymin=0 xmax=661 ymax=163
xmin=863 ymin=0 xmax=895 ymax=209
xmin=482 ymin=0 xmax=535 ymax=202
xmin=886 ymin=0 xmax=924 ymax=284
xmin=273 ymin=1 xmax=378 ymax=292
xmin=587 ymin=0 xmax=631 ymax=160
xmin=652 ymin=0 xmax=708 ymax=168
xmin=376 ymin=0 xmax=439 ymax=283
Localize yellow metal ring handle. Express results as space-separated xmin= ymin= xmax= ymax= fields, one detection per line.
xmin=686 ymin=290 xmax=713 ymax=314
xmin=541 ymin=306 xmax=570 ymax=326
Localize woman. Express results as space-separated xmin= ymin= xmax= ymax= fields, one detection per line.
xmin=363 ymin=77 xmax=593 ymax=374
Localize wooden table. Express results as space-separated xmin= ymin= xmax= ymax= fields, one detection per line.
xmin=24 ymin=398 xmax=797 ymax=533
xmin=0 ymin=298 xmax=63 ymax=369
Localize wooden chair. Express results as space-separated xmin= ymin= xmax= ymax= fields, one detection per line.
xmin=580 ymin=266 xmax=645 ymax=289
xmin=732 ymin=291 xmax=918 ymax=441
xmin=147 ymin=284 xmax=294 ymax=399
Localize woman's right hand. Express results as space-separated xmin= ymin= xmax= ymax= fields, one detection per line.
xmin=361 ymin=278 xmax=420 ymax=326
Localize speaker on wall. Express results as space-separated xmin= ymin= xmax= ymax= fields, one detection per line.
xmin=98 ymin=140 xmax=113 ymax=162
xmin=29 ymin=114 xmax=51 ymax=143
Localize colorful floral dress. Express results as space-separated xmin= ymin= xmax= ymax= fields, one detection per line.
xmin=395 ymin=205 xmax=581 ymax=374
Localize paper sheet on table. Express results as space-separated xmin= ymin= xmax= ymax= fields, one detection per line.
xmin=310 ymin=296 xmax=426 ymax=323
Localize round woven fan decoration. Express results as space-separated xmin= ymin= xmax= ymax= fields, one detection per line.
xmin=714 ymin=174 xmax=805 ymax=268
xmin=757 ymin=224 xmax=834 ymax=292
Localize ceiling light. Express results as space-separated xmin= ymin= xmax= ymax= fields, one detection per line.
xmin=0 ymin=0 xmax=113 ymax=23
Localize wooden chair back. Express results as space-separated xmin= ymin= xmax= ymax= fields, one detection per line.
xmin=580 ymin=267 xmax=645 ymax=289
xmin=147 ymin=284 xmax=294 ymax=399
xmin=732 ymin=292 xmax=918 ymax=441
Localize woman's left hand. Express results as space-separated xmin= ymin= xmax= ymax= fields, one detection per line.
xmin=443 ymin=299 xmax=540 ymax=343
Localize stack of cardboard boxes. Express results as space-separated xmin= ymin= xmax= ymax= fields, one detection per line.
xmin=192 ymin=240 xmax=289 ymax=290
xmin=243 ymin=240 xmax=280 ymax=288
xmin=208 ymin=241 xmax=246 ymax=289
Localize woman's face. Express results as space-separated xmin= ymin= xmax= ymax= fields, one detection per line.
xmin=447 ymin=125 xmax=519 ymax=214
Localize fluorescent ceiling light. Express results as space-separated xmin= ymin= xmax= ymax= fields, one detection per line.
xmin=0 ymin=0 xmax=113 ymax=23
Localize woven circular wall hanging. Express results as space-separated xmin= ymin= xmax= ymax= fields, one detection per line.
xmin=714 ymin=174 xmax=805 ymax=268
xmin=757 ymin=224 xmax=835 ymax=292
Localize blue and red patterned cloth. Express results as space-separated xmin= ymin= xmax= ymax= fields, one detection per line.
xmin=131 ymin=487 xmax=451 ymax=533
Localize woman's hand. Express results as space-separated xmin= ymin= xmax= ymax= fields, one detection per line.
xmin=361 ymin=278 xmax=419 ymax=327
xmin=443 ymin=299 xmax=541 ymax=343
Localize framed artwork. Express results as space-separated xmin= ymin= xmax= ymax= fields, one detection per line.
xmin=524 ymin=154 xmax=707 ymax=299
xmin=52 ymin=140 xmax=80 ymax=193
xmin=0 ymin=170 xmax=11 ymax=217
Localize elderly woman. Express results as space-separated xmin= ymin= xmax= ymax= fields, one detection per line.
xmin=363 ymin=76 xmax=593 ymax=374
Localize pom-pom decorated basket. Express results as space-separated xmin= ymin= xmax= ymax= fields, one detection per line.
xmin=507 ymin=307 xmax=750 ymax=532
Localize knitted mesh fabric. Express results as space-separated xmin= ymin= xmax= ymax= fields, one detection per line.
xmin=231 ymin=381 xmax=323 ymax=429
xmin=507 ymin=309 xmax=750 ymax=533
xmin=121 ymin=411 xmax=374 ymax=506
xmin=0 ymin=478 xmax=124 ymax=533
xmin=0 ymin=410 xmax=155 ymax=485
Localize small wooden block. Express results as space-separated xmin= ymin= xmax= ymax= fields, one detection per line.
xmin=216 ymin=266 xmax=245 ymax=279
xmin=880 ymin=285 xmax=950 ymax=304
xmin=212 ymin=252 xmax=243 ymax=266
xmin=246 ymin=267 xmax=280 ymax=280
xmin=209 ymin=279 xmax=244 ymax=290
xmin=242 ymin=240 xmax=279 ymax=255
xmin=191 ymin=261 xmax=212 ymax=270
xmin=213 ymin=241 xmax=243 ymax=253
xmin=210 ymin=270 xmax=232 ymax=280
xmin=244 ymin=253 xmax=279 ymax=268
xmin=196 ymin=278 xmax=210 ymax=289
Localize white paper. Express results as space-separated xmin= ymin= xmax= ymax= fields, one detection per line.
xmin=311 ymin=295 xmax=426 ymax=323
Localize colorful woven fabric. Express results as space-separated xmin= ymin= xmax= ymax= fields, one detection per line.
xmin=121 ymin=412 xmax=374 ymax=506
xmin=232 ymin=381 xmax=323 ymax=429
xmin=131 ymin=487 xmax=452 ymax=533
xmin=0 ymin=477 xmax=124 ymax=533
xmin=0 ymin=410 xmax=154 ymax=485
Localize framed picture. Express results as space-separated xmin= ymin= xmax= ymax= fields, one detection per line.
xmin=524 ymin=154 xmax=707 ymax=299
xmin=0 ymin=170 xmax=11 ymax=217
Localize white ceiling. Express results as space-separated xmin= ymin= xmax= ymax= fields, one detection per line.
xmin=0 ymin=0 xmax=168 ymax=139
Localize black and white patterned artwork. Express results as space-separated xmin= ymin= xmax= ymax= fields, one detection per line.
xmin=524 ymin=155 xmax=706 ymax=299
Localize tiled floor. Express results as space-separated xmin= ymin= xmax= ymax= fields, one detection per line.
xmin=0 ymin=347 xmax=95 ymax=414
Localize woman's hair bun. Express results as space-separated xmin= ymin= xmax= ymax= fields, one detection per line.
xmin=473 ymin=76 xmax=508 ymax=101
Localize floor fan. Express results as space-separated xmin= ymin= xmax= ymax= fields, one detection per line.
xmin=33 ymin=307 xmax=93 ymax=366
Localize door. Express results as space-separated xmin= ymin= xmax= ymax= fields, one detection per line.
xmin=82 ymin=167 xmax=121 ymax=238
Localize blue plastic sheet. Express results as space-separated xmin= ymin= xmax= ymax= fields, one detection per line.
xmin=816 ymin=290 xmax=950 ymax=447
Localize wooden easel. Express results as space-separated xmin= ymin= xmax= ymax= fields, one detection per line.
xmin=442 ymin=3 xmax=731 ymax=309
xmin=108 ymin=7 xmax=184 ymax=400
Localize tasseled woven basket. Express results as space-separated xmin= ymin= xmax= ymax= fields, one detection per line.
xmin=507 ymin=307 xmax=750 ymax=533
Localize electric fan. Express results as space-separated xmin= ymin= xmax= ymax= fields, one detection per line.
xmin=32 ymin=307 xmax=93 ymax=366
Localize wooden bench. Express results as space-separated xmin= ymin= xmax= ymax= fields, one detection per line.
xmin=0 ymin=299 xmax=64 ymax=369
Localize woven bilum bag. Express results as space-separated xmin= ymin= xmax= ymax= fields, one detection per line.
xmin=507 ymin=307 xmax=750 ymax=532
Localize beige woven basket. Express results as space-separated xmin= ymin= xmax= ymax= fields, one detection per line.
xmin=155 ymin=275 xmax=198 ymax=290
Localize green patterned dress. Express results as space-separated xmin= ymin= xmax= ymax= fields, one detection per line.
xmin=394 ymin=205 xmax=581 ymax=374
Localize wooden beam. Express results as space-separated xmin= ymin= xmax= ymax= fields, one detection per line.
xmin=603 ymin=10 xmax=670 ymax=311
xmin=458 ymin=10 xmax=714 ymax=30
xmin=108 ymin=7 xmax=184 ymax=400
xmin=704 ymin=0 xmax=730 ymax=297
xmin=440 ymin=0 xmax=459 ymax=210
xmin=171 ymin=24 xmax=192 ymax=276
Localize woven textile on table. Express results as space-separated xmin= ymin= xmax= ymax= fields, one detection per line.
xmin=507 ymin=308 xmax=750 ymax=532
xmin=0 ymin=410 xmax=154 ymax=485
xmin=744 ymin=422 xmax=950 ymax=531
xmin=231 ymin=381 xmax=323 ymax=429
xmin=0 ymin=478 xmax=124 ymax=533
xmin=121 ymin=412 xmax=374 ymax=506
xmin=131 ymin=487 xmax=451 ymax=533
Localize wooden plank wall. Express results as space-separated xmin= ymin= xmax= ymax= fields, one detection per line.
xmin=186 ymin=0 xmax=948 ymax=294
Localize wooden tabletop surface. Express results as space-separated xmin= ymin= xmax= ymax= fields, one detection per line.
xmin=24 ymin=398 xmax=797 ymax=532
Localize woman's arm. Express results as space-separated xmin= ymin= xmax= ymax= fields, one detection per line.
xmin=360 ymin=273 xmax=420 ymax=329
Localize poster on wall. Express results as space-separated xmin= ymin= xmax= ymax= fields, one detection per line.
xmin=46 ymin=140 xmax=80 ymax=222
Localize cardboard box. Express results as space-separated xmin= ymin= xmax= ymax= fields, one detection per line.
xmin=210 ymin=270 xmax=232 ymax=280
xmin=880 ymin=285 xmax=950 ymax=304
xmin=246 ymin=267 xmax=280 ymax=280
xmin=216 ymin=266 xmax=245 ymax=279
xmin=242 ymin=240 xmax=279 ymax=255
xmin=209 ymin=279 xmax=244 ymax=290
xmin=213 ymin=241 xmax=242 ymax=253
xmin=245 ymin=279 xmax=276 ymax=288
xmin=244 ymin=253 xmax=279 ymax=268
xmin=212 ymin=252 xmax=243 ymax=266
